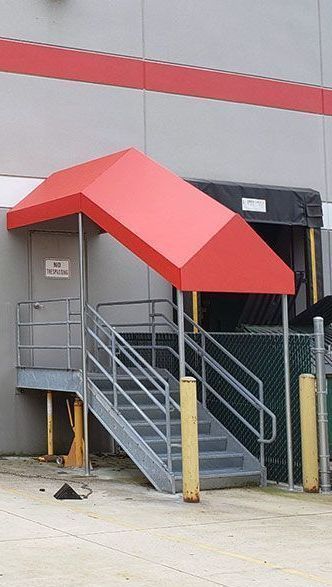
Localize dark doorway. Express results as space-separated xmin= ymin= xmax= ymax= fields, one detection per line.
xmin=200 ymin=223 xmax=307 ymax=331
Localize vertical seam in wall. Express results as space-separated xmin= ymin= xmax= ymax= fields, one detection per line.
xmin=317 ymin=0 xmax=329 ymax=200
xmin=317 ymin=0 xmax=331 ymax=293
xmin=141 ymin=0 xmax=152 ymax=321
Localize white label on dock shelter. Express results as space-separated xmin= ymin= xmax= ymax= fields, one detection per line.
xmin=241 ymin=197 xmax=266 ymax=213
xmin=45 ymin=259 xmax=70 ymax=279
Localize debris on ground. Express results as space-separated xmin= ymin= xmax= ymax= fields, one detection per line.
xmin=54 ymin=483 xmax=82 ymax=500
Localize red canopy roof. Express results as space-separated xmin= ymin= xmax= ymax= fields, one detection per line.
xmin=7 ymin=148 xmax=294 ymax=294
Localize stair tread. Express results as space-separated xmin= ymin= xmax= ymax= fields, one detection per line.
xmin=161 ymin=451 xmax=242 ymax=460
xmin=174 ymin=469 xmax=261 ymax=480
xmin=151 ymin=435 xmax=227 ymax=444
xmin=133 ymin=419 xmax=210 ymax=427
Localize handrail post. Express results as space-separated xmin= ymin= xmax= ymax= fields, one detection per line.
xmin=16 ymin=304 xmax=20 ymax=367
xmin=151 ymin=300 xmax=156 ymax=369
xmin=258 ymin=382 xmax=265 ymax=482
xmin=165 ymin=382 xmax=172 ymax=472
xmin=78 ymin=212 xmax=90 ymax=476
xmin=66 ymin=298 xmax=71 ymax=370
xmin=201 ymin=333 xmax=206 ymax=408
xmin=111 ymin=329 xmax=118 ymax=410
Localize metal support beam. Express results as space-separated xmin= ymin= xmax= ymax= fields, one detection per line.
xmin=177 ymin=289 xmax=186 ymax=379
xmin=78 ymin=212 xmax=90 ymax=476
xmin=192 ymin=291 xmax=198 ymax=334
xmin=313 ymin=316 xmax=331 ymax=493
xmin=309 ymin=228 xmax=318 ymax=304
xmin=282 ymin=294 xmax=294 ymax=491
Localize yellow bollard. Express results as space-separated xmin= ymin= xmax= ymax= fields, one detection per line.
xmin=180 ymin=377 xmax=200 ymax=503
xmin=47 ymin=391 xmax=54 ymax=456
xmin=299 ymin=374 xmax=319 ymax=492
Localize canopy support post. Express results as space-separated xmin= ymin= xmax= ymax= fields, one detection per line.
xmin=78 ymin=212 xmax=90 ymax=476
xmin=282 ymin=294 xmax=294 ymax=491
xmin=177 ymin=290 xmax=186 ymax=379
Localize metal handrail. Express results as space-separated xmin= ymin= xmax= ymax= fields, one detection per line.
xmin=97 ymin=297 xmax=262 ymax=386
xmin=16 ymin=297 xmax=175 ymax=472
xmin=17 ymin=297 xmax=81 ymax=370
xmin=87 ymin=377 xmax=169 ymax=472
xmin=97 ymin=298 xmax=277 ymax=468
xmin=128 ymin=339 xmax=276 ymax=443
xmin=85 ymin=305 xmax=174 ymax=471
xmin=86 ymin=304 xmax=170 ymax=392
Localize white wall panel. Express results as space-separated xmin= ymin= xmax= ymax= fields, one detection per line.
xmin=145 ymin=92 xmax=326 ymax=198
xmin=0 ymin=73 xmax=145 ymax=177
xmin=0 ymin=176 xmax=43 ymax=208
xmin=144 ymin=0 xmax=321 ymax=85
xmin=319 ymin=0 xmax=332 ymax=87
xmin=0 ymin=0 xmax=143 ymax=57
xmin=322 ymin=202 xmax=332 ymax=229
xmin=323 ymin=116 xmax=332 ymax=203
xmin=321 ymin=229 xmax=332 ymax=295
xmin=88 ymin=234 xmax=150 ymax=329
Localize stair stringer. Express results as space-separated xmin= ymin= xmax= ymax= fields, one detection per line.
xmin=86 ymin=380 xmax=177 ymax=493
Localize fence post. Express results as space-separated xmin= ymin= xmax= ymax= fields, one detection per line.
xmin=299 ymin=374 xmax=319 ymax=492
xmin=180 ymin=377 xmax=200 ymax=503
xmin=313 ymin=317 xmax=331 ymax=493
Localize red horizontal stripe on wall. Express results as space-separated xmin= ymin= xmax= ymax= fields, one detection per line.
xmin=0 ymin=38 xmax=144 ymax=88
xmin=0 ymin=38 xmax=331 ymax=116
xmin=145 ymin=61 xmax=323 ymax=114
xmin=323 ymin=88 xmax=332 ymax=116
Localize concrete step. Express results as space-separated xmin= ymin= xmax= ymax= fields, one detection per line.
xmin=147 ymin=435 xmax=228 ymax=454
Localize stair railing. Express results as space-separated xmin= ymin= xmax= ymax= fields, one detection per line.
xmin=97 ymin=298 xmax=277 ymax=470
xmin=85 ymin=304 xmax=178 ymax=472
xmin=16 ymin=298 xmax=177 ymax=473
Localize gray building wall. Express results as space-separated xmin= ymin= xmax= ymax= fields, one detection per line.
xmin=0 ymin=0 xmax=332 ymax=452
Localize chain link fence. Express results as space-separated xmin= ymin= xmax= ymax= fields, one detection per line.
xmin=124 ymin=331 xmax=314 ymax=484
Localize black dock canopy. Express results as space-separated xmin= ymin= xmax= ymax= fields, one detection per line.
xmin=189 ymin=179 xmax=323 ymax=228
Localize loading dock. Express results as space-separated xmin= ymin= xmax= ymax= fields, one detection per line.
xmin=189 ymin=180 xmax=323 ymax=331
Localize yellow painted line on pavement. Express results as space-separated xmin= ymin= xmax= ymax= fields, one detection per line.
xmin=152 ymin=531 xmax=332 ymax=586
xmin=0 ymin=483 xmax=331 ymax=586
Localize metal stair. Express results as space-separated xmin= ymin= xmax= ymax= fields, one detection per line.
xmin=88 ymin=369 xmax=262 ymax=492
xmin=16 ymin=297 xmax=277 ymax=494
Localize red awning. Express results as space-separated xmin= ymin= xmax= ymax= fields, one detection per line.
xmin=7 ymin=148 xmax=294 ymax=294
